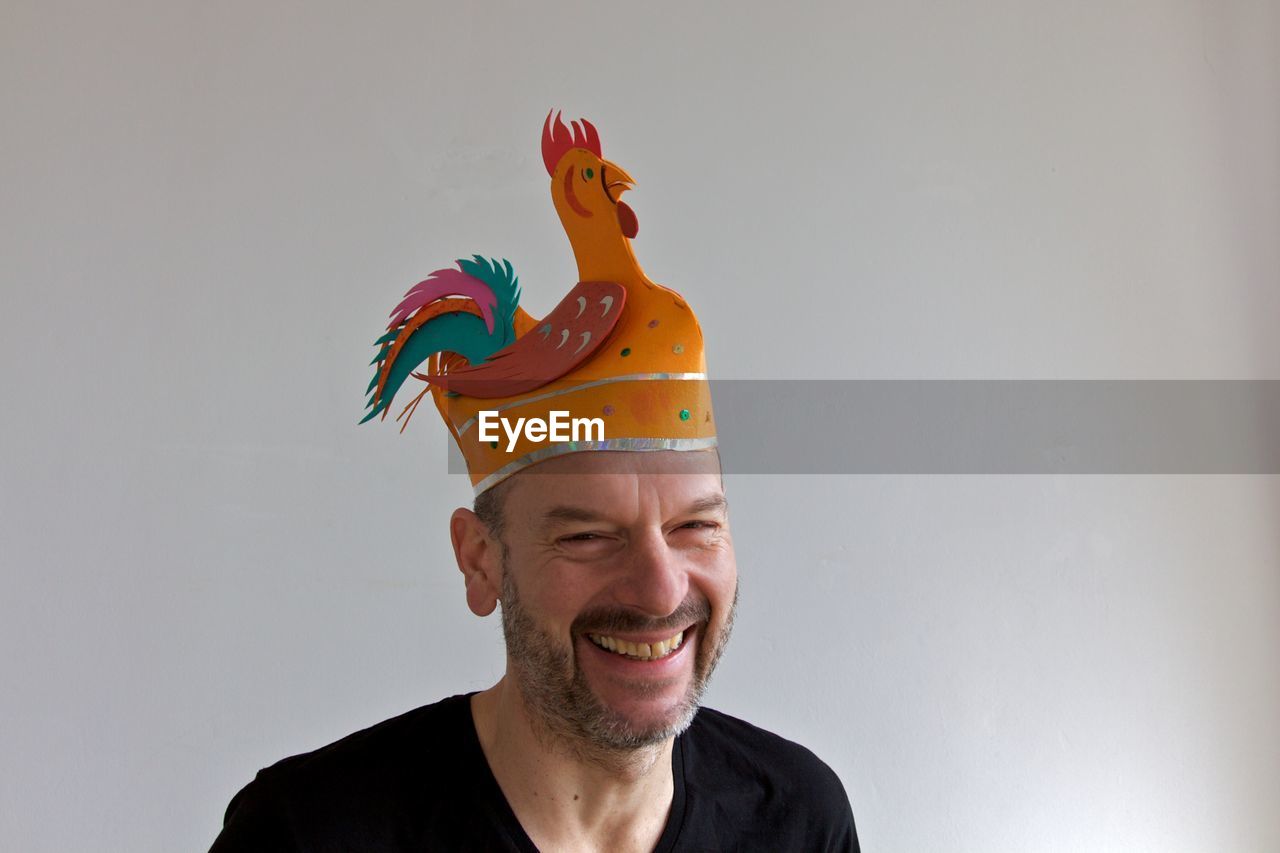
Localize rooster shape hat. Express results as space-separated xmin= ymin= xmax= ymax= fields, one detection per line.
xmin=363 ymin=111 xmax=715 ymax=494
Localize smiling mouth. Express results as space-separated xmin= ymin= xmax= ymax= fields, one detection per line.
xmin=587 ymin=628 xmax=686 ymax=661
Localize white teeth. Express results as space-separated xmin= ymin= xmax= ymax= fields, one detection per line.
xmin=589 ymin=630 xmax=686 ymax=660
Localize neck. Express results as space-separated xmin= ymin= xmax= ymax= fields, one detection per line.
xmin=471 ymin=677 xmax=674 ymax=852
xmin=569 ymin=230 xmax=645 ymax=283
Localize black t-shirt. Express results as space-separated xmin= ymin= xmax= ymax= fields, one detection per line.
xmin=211 ymin=693 xmax=859 ymax=852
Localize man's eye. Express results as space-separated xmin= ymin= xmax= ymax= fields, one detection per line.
xmin=557 ymin=532 xmax=621 ymax=557
xmin=679 ymin=521 xmax=719 ymax=532
xmin=560 ymin=532 xmax=607 ymax=545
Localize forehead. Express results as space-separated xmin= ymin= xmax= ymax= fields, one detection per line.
xmin=502 ymin=450 xmax=724 ymax=520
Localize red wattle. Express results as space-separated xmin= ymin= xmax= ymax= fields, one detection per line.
xmin=617 ymin=201 xmax=638 ymax=238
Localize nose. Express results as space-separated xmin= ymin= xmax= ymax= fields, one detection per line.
xmin=616 ymin=529 xmax=689 ymax=618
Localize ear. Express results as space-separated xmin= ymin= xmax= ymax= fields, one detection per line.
xmin=450 ymin=508 xmax=502 ymax=617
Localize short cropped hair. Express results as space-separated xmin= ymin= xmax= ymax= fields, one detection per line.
xmin=472 ymin=476 xmax=512 ymax=548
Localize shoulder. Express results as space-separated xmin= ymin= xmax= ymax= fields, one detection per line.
xmin=264 ymin=693 xmax=470 ymax=776
xmin=212 ymin=694 xmax=480 ymax=850
xmin=244 ymin=693 xmax=473 ymax=799
xmin=685 ymin=705 xmax=846 ymax=795
xmin=679 ymin=706 xmax=859 ymax=850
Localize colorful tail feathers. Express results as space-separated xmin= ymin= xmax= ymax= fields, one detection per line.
xmin=362 ymin=257 xmax=521 ymax=425
xmin=388 ymin=268 xmax=497 ymax=333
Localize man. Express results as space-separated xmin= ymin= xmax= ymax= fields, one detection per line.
xmin=211 ymin=112 xmax=858 ymax=851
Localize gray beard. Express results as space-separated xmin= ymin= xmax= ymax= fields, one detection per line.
xmin=499 ymin=559 xmax=736 ymax=756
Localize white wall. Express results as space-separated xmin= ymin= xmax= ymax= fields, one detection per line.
xmin=2 ymin=1 xmax=1277 ymax=850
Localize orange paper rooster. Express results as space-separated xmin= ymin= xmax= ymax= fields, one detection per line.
xmin=363 ymin=111 xmax=714 ymax=492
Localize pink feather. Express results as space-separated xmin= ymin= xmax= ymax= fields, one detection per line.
xmin=387 ymin=267 xmax=497 ymax=333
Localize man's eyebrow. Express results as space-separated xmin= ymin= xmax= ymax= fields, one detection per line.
xmin=683 ymin=494 xmax=728 ymax=516
xmin=537 ymin=494 xmax=728 ymax=531
xmin=540 ymin=505 xmax=606 ymax=528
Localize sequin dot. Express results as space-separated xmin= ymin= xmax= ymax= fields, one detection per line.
xmin=602 ymin=405 xmax=615 ymax=416
xmin=445 ymin=391 xmax=461 ymax=398
xmin=647 ymin=319 xmax=660 ymax=328
xmin=489 ymin=441 xmax=498 ymax=449
xmin=620 ymin=347 xmax=631 ymax=357
xmin=679 ymin=408 xmax=691 ymax=421
xmin=672 ymin=344 xmax=684 ymax=354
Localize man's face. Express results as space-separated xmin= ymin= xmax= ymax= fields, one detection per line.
xmin=493 ymin=450 xmax=737 ymax=751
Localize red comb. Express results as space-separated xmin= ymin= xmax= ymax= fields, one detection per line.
xmin=541 ymin=110 xmax=602 ymax=176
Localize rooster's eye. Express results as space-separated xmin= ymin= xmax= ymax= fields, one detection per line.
xmin=584 ymin=167 xmax=594 ymax=180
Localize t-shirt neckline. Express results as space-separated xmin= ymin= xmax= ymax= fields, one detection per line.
xmin=457 ymin=691 xmax=688 ymax=852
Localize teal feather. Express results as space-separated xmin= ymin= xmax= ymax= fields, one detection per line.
xmin=456 ymin=256 xmax=521 ymax=346
xmin=361 ymin=255 xmax=523 ymax=425
xmin=361 ymin=311 xmax=503 ymax=423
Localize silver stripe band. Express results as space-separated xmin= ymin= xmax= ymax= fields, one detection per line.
xmin=455 ymin=372 xmax=709 ymax=436
xmin=472 ymin=436 xmax=720 ymax=496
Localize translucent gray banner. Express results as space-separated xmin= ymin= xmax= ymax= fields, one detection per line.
xmin=446 ymin=381 xmax=1280 ymax=474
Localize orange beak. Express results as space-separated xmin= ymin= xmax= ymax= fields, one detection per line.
xmin=601 ymin=159 xmax=635 ymax=203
